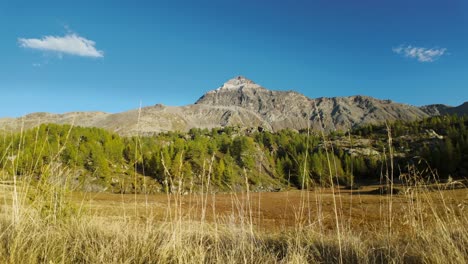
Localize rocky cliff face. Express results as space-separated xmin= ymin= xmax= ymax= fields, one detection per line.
xmin=196 ymin=76 xmax=430 ymax=131
xmin=0 ymin=76 xmax=465 ymax=135
xmin=419 ymin=104 xmax=452 ymax=116
xmin=196 ymin=76 xmax=313 ymax=131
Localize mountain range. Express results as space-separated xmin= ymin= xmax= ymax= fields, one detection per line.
xmin=1 ymin=76 xmax=467 ymax=135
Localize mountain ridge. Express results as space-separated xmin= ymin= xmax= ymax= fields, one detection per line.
xmin=1 ymin=76 xmax=466 ymax=135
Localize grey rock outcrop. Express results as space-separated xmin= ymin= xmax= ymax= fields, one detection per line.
xmin=196 ymin=76 xmax=430 ymax=131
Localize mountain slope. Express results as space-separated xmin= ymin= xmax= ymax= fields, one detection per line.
xmin=420 ymin=102 xmax=468 ymax=116
xmin=420 ymin=104 xmax=452 ymax=116
xmin=0 ymin=104 xmax=268 ymax=136
xmin=446 ymin=102 xmax=468 ymax=115
xmin=196 ymin=76 xmax=430 ymax=131
xmin=0 ymin=76 xmax=464 ymax=135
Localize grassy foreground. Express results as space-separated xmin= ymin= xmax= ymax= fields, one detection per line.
xmin=0 ymin=122 xmax=466 ymax=263
xmin=0 ymin=171 xmax=466 ymax=264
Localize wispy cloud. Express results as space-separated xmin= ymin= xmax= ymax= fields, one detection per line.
xmin=18 ymin=33 xmax=104 ymax=58
xmin=392 ymin=45 xmax=447 ymax=62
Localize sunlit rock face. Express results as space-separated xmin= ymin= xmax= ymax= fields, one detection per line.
xmin=3 ymin=76 xmax=464 ymax=135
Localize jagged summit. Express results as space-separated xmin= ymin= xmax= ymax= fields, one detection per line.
xmin=195 ymin=78 xmax=436 ymax=131
xmin=225 ymin=76 xmax=256 ymax=85
xmin=214 ymin=76 xmax=261 ymax=92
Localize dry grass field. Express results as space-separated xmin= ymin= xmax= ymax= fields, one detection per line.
xmin=71 ymin=185 xmax=468 ymax=231
xmin=1 ymin=178 xmax=466 ymax=263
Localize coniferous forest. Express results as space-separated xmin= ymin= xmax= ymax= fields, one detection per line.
xmin=1 ymin=115 xmax=466 ymax=193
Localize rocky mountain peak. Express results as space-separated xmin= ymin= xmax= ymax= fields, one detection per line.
xmin=214 ymin=76 xmax=261 ymax=92
xmin=2 ymin=76 xmax=466 ymax=136
xmin=225 ymin=76 xmax=255 ymax=85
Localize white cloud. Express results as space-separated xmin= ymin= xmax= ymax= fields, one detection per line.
xmin=18 ymin=33 xmax=104 ymax=58
xmin=392 ymin=45 xmax=447 ymax=62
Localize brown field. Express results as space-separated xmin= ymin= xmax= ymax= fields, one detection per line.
xmin=69 ymin=184 xmax=468 ymax=232
xmin=1 ymin=181 xmax=467 ymax=263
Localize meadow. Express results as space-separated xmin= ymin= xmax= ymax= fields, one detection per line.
xmin=0 ymin=119 xmax=467 ymax=263
xmin=0 ymin=172 xmax=466 ymax=263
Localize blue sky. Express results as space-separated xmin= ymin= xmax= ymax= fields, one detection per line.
xmin=1 ymin=0 xmax=467 ymax=117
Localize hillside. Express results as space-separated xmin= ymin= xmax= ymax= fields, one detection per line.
xmin=2 ymin=115 xmax=467 ymax=193
xmin=421 ymin=102 xmax=468 ymax=116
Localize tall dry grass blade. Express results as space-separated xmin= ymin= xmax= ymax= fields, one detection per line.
xmin=314 ymin=102 xmax=343 ymax=264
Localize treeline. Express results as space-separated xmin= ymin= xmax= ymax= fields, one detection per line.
xmin=0 ymin=125 xmax=125 ymax=182
xmin=0 ymin=124 xmax=378 ymax=190
xmin=134 ymin=128 xmax=383 ymax=189
xmin=1 ymin=115 xmax=466 ymax=192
